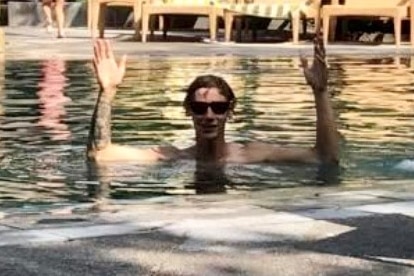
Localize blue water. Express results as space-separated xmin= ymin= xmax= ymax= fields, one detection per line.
xmin=0 ymin=56 xmax=413 ymax=207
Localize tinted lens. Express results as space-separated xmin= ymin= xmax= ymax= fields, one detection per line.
xmin=210 ymin=102 xmax=230 ymax=114
xmin=189 ymin=102 xmax=230 ymax=115
xmin=189 ymin=102 xmax=209 ymax=115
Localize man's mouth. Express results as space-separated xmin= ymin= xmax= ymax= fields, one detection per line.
xmin=201 ymin=125 xmax=217 ymax=131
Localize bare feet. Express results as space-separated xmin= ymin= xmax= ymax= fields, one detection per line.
xmin=57 ymin=31 xmax=66 ymax=39
xmin=45 ymin=22 xmax=53 ymax=33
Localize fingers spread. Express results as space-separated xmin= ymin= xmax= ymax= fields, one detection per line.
xmin=119 ymin=54 xmax=127 ymax=70
xmin=312 ymin=38 xmax=326 ymax=67
xmin=92 ymin=55 xmax=98 ymax=74
xmin=95 ymin=39 xmax=107 ymax=62
xmin=318 ymin=37 xmax=325 ymax=55
xmin=104 ymin=40 xmax=114 ymax=60
xmin=93 ymin=40 xmax=102 ymax=75
xmin=118 ymin=55 xmax=127 ymax=82
xmin=93 ymin=39 xmax=101 ymax=63
xmin=313 ymin=35 xmax=326 ymax=60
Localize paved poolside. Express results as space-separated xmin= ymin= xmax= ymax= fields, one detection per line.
xmin=1 ymin=26 xmax=414 ymax=275
xmin=4 ymin=26 xmax=414 ymax=60
xmin=1 ymin=186 xmax=414 ymax=275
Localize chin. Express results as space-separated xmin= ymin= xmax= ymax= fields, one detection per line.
xmin=201 ymin=132 xmax=219 ymax=140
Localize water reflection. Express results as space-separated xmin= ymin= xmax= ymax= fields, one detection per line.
xmin=0 ymin=58 xmax=3 ymax=113
xmin=0 ymin=58 xmax=4 ymax=160
xmin=0 ymin=55 xmax=413 ymax=207
xmin=37 ymin=59 xmax=71 ymax=141
xmin=87 ymin=161 xmax=230 ymax=199
xmin=188 ymin=162 xmax=230 ymax=194
xmin=86 ymin=161 xmax=112 ymax=202
xmin=86 ymin=159 xmax=341 ymax=199
xmin=315 ymin=163 xmax=341 ymax=186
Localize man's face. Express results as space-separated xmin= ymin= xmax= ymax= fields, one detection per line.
xmin=190 ymin=87 xmax=231 ymax=140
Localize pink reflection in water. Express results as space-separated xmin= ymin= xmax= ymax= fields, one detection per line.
xmin=37 ymin=59 xmax=72 ymax=141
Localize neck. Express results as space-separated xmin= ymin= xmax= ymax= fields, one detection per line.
xmin=195 ymin=136 xmax=226 ymax=162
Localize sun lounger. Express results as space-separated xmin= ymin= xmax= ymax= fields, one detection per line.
xmin=141 ymin=0 xmax=226 ymax=42
xmin=223 ymin=0 xmax=320 ymax=44
xmin=89 ymin=0 xmax=143 ymax=39
xmin=411 ymin=0 xmax=414 ymax=46
xmin=322 ymin=0 xmax=412 ymax=47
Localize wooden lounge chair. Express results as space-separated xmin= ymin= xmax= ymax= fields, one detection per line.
xmin=223 ymin=0 xmax=321 ymax=44
xmin=141 ymin=0 xmax=225 ymax=42
xmin=322 ymin=0 xmax=413 ymax=47
xmin=412 ymin=0 xmax=414 ymax=46
xmin=89 ymin=0 xmax=143 ymax=39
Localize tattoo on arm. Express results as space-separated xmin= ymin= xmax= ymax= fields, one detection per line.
xmin=87 ymin=92 xmax=113 ymax=153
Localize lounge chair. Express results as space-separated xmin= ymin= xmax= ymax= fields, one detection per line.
xmin=141 ymin=0 xmax=226 ymax=42
xmin=223 ymin=0 xmax=321 ymax=44
xmin=412 ymin=0 xmax=414 ymax=46
xmin=89 ymin=0 xmax=143 ymax=39
xmin=322 ymin=0 xmax=413 ymax=47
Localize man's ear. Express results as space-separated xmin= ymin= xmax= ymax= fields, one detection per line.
xmin=228 ymin=101 xmax=236 ymax=118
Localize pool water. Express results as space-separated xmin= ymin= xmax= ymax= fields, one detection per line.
xmin=0 ymin=56 xmax=413 ymax=207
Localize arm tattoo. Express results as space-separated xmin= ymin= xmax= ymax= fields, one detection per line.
xmin=87 ymin=92 xmax=113 ymax=153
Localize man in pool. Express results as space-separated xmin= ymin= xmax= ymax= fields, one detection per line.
xmin=87 ymin=36 xmax=338 ymax=165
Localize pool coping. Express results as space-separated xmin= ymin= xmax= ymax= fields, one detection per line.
xmin=3 ymin=27 xmax=414 ymax=61
xmin=1 ymin=186 xmax=414 ymax=246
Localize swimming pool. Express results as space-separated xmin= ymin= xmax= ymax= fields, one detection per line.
xmin=0 ymin=56 xmax=413 ymax=207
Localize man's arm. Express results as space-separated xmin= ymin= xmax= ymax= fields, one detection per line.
xmin=86 ymin=87 xmax=115 ymax=159
xmin=301 ymin=33 xmax=339 ymax=164
xmin=242 ymin=27 xmax=339 ymax=165
xmin=87 ymin=39 xmax=125 ymax=159
xmin=254 ymin=24 xmax=338 ymax=165
xmin=87 ymin=40 xmax=176 ymax=162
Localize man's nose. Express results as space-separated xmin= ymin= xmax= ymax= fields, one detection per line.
xmin=205 ymin=106 xmax=215 ymax=118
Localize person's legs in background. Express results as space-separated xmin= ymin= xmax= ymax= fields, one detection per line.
xmin=54 ymin=0 xmax=66 ymax=38
xmin=41 ymin=0 xmax=65 ymax=38
xmin=42 ymin=0 xmax=54 ymax=32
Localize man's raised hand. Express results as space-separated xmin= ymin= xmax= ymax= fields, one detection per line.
xmin=300 ymin=34 xmax=328 ymax=93
xmin=93 ymin=40 xmax=127 ymax=99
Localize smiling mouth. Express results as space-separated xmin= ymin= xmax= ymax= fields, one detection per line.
xmin=202 ymin=125 xmax=217 ymax=131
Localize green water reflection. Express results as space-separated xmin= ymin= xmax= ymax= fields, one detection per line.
xmin=0 ymin=56 xmax=413 ymax=207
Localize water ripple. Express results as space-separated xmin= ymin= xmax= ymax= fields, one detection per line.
xmin=0 ymin=56 xmax=412 ymax=206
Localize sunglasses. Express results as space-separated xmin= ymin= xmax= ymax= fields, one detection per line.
xmin=189 ymin=101 xmax=230 ymax=115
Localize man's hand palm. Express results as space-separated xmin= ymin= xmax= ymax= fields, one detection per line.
xmin=97 ymin=58 xmax=125 ymax=90
xmin=301 ymin=37 xmax=328 ymax=92
xmin=93 ymin=40 xmax=127 ymax=91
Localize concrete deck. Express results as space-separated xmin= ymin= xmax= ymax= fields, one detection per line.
xmin=1 ymin=27 xmax=414 ymax=276
xmin=4 ymin=26 xmax=414 ymax=60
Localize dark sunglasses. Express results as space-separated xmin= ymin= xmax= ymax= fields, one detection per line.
xmin=189 ymin=101 xmax=230 ymax=115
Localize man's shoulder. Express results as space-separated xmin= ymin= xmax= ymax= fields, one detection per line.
xmin=158 ymin=145 xmax=194 ymax=160
xmin=243 ymin=141 xmax=279 ymax=151
xmin=235 ymin=141 xmax=317 ymax=163
xmin=225 ymin=141 xmax=277 ymax=163
xmin=225 ymin=141 xmax=281 ymax=155
xmin=155 ymin=145 xmax=184 ymax=158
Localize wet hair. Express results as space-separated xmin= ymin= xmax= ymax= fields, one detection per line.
xmin=183 ymin=75 xmax=236 ymax=113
